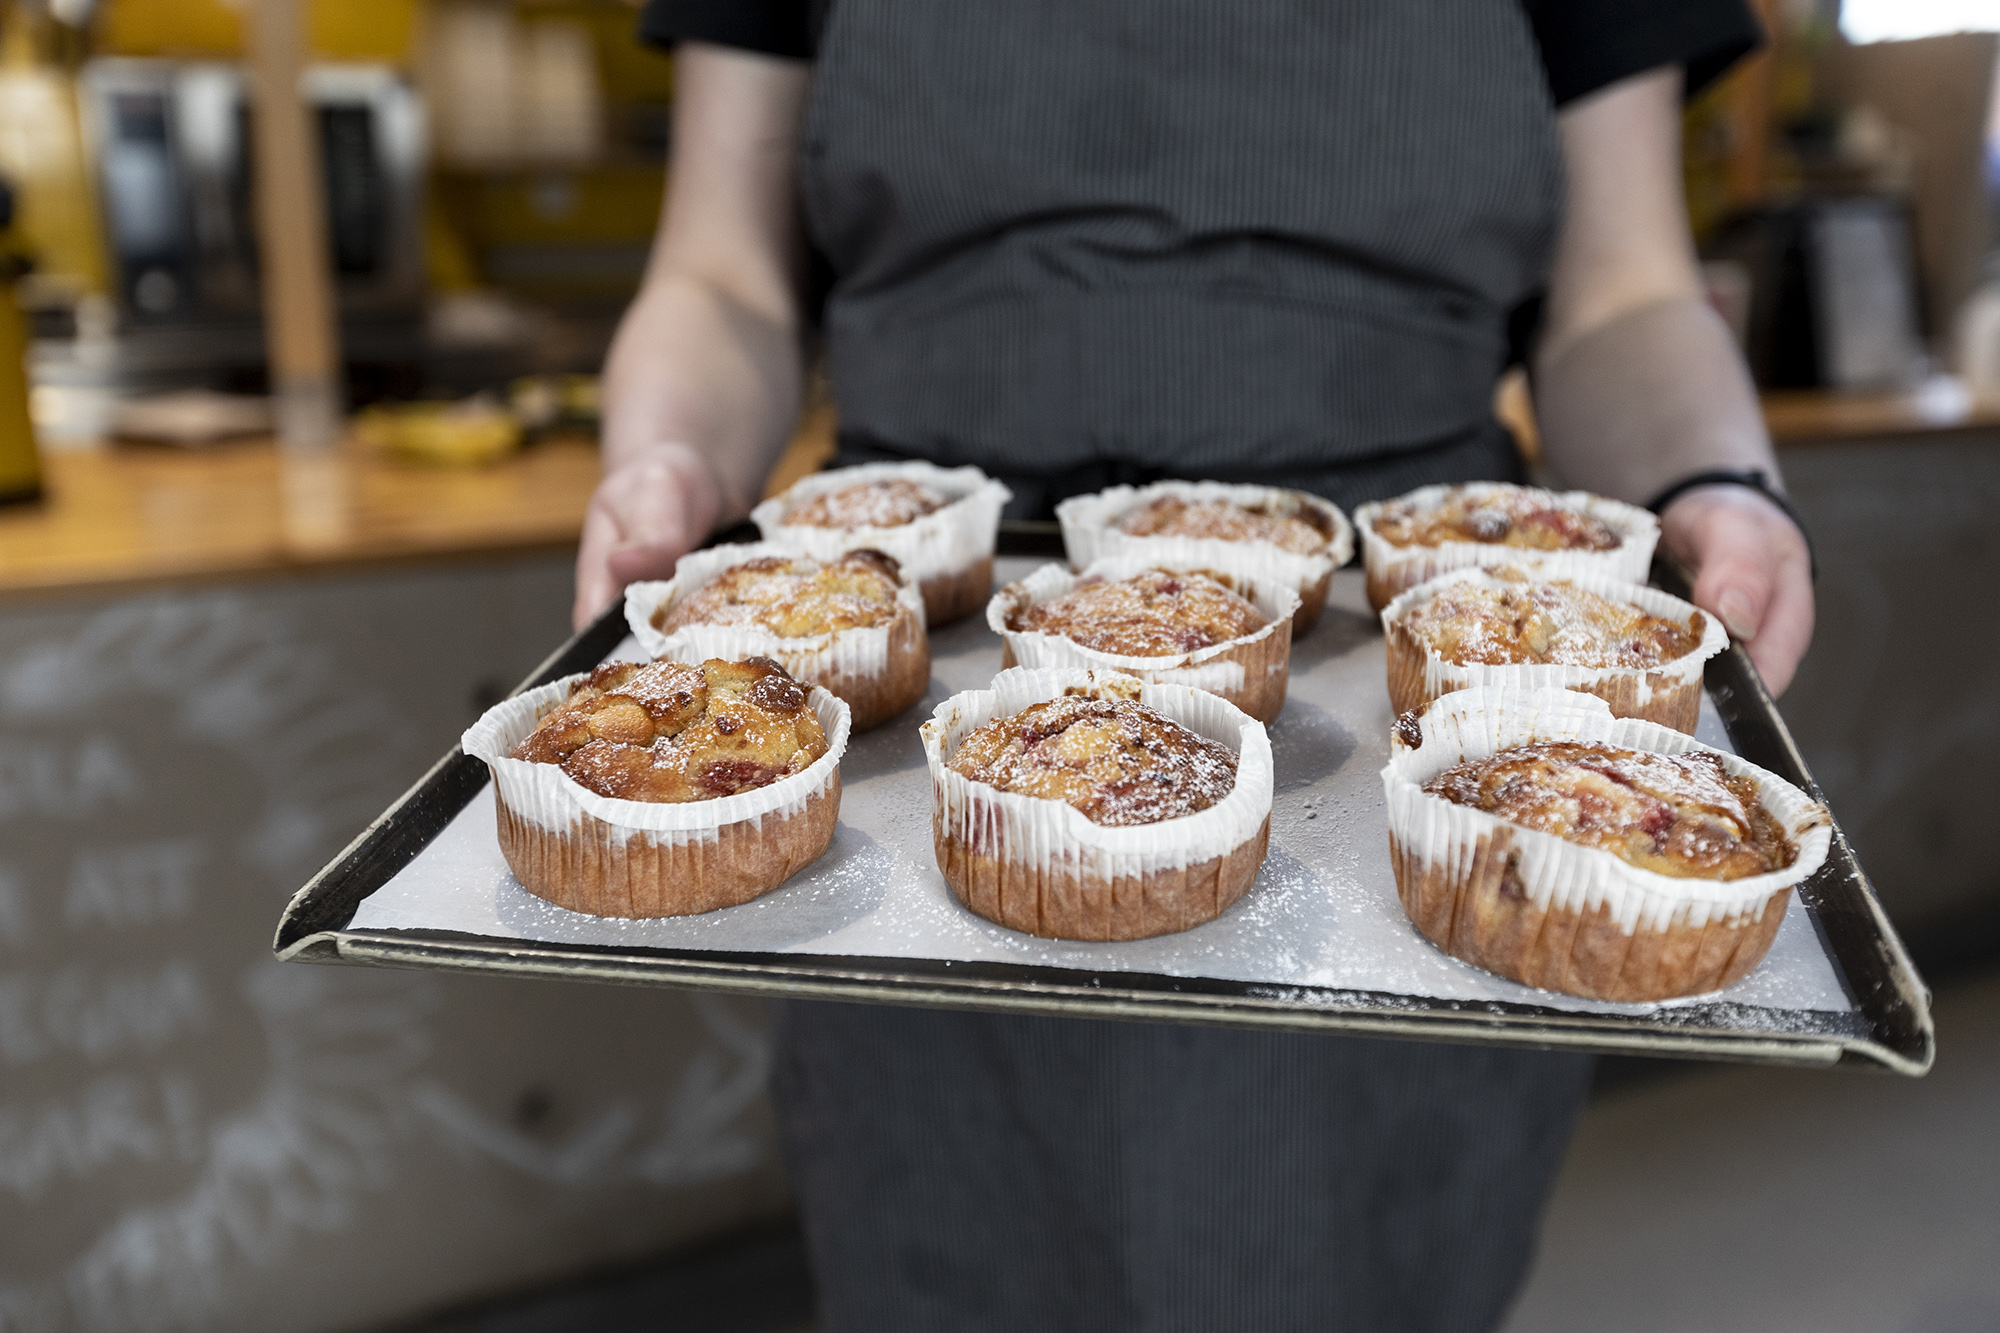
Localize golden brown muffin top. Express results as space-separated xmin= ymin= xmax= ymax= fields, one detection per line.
xmin=1011 ymin=569 xmax=1268 ymax=658
xmin=1113 ymin=494 xmax=1331 ymax=555
xmin=948 ymin=695 xmax=1238 ymax=827
xmin=786 ymin=478 xmax=947 ymax=529
xmin=1401 ymin=578 xmax=1703 ymax=669
xmin=1370 ymin=485 xmax=1622 ymax=552
xmin=512 ymin=658 xmax=828 ymax=803
xmin=1424 ymin=741 xmax=1793 ymax=879
xmin=657 ymin=550 xmax=904 ymax=638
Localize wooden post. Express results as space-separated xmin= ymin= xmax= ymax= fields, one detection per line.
xmin=244 ymin=0 xmax=343 ymax=448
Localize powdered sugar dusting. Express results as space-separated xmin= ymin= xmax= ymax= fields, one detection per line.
xmin=1372 ymin=484 xmax=1623 ymax=551
xmin=949 ymin=695 xmax=1239 ymax=826
xmin=659 ymin=552 xmax=901 ymax=637
xmin=513 ymin=659 xmax=827 ymax=803
xmin=1425 ymin=740 xmax=1792 ymax=879
xmin=1115 ymin=494 xmax=1331 ymax=555
xmin=1403 ymin=578 xmax=1702 ymax=668
xmin=785 ymin=478 xmax=947 ymax=530
xmin=1013 ymin=569 xmax=1267 ymax=657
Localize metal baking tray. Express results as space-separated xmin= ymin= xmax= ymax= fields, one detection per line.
xmin=275 ymin=526 xmax=1932 ymax=1074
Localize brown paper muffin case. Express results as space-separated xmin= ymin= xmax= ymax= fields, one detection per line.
xmin=1378 ymin=567 xmax=1728 ymax=734
xmin=751 ymin=461 xmax=1011 ymax=626
xmin=920 ymin=668 xmax=1275 ymax=942
xmin=1054 ymin=481 xmax=1353 ymax=634
xmin=627 ymin=542 xmax=930 ymax=732
xmin=1381 ymin=686 xmax=1830 ymax=1001
xmin=1352 ymin=482 xmax=1659 ymax=612
xmin=463 ymin=676 xmax=852 ymax=919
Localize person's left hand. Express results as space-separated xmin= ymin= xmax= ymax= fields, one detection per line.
xmin=1658 ymin=485 xmax=1814 ymax=697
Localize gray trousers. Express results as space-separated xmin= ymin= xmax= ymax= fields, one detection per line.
xmin=774 ymin=1003 xmax=1592 ymax=1333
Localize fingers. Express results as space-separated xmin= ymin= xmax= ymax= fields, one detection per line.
xmin=1661 ymin=486 xmax=1816 ymax=698
xmin=1687 ymin=521 xmax=1774 ymax=645
xmin=607 ymin=534 xmax=690 ymax=586
xmin=571 ymin=442 xmax=727 ymax=630
xmin=1746 ymin=556 xmax=1814 ymax=697
xmin=572 ymin=506 xmax=626 ymax=629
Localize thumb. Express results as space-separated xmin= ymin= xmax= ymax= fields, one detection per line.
xmin=606 ymin=537 xmax=688 ymax=588
xmin=1672 ymin=496 xmax=1784 ymax=644
xmin=1660 ymin=486 xmax=1815 ymax=696
xmin=1694 ymin=555 xmax=1771 ymax=645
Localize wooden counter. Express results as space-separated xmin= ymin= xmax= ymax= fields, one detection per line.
xmin=1 ymin=386 xmax=1989 ymax=602
xmin=0 ymin=436 xmax=603 ymax=601
xmin=1764 ymin=380 xmax=2000 ymax=444
xmin=0 ymin=397 xmax=840 ymax=603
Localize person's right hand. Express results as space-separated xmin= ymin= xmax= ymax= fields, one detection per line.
xmin=572 ymin=441 xmax=726 ymax=629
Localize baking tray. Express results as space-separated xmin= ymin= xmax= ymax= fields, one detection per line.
xmin=275 ymin=526 xmax=1933 ymax=1074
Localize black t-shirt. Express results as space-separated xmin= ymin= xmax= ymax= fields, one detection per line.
xmin=640 ymin=0 xmax=1761 ymax=106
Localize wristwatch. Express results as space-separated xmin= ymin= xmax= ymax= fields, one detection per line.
xmin=1644 ymin=468 xmax=1817 ymax=581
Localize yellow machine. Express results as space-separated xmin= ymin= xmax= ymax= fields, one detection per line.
xmin=0 ymin=177 xmax=39 ymax=505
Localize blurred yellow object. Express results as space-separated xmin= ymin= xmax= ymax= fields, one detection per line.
xmin=0 ymin=177 xmax=41 ymax=504
xmin=95 ymin=0 xmax=417 ymax=61
xmin=355 ymin=399 xmax=522 ymax=467
xmin=0 ymin=3 xmax=110 ymax=298
xmin=508 ymin=372 xmax=599 ymax=433
xmin=424 ymin=198 xmax=484 ymax=293
xmin=0 ymin=274 xmax=38 ymax=502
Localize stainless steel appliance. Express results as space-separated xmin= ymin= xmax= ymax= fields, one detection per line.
xmin=80 ymin=58 xmax=425 ymax=327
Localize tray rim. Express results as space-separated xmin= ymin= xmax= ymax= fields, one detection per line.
xmin=273 ymin=524 xmax=1935 ymax=1076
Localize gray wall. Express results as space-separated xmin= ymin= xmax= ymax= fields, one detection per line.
xmin=0 ymin=558 xmax=787 ymax=1333
xmin=1782 ymin=431 xmax=2000 ymax=932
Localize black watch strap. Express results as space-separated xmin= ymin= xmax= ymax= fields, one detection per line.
xmin=1645 ymin=468 xmax=1817 ymax=581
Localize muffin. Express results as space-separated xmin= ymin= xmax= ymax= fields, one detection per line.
xmin=1353 ymin=482 xmax=1658 ymax=611
xmin=752 ymin=461 xmax=1012 ymax=626
xmin=1380 ymin=566 xmax=1727 ymax=733
xmin=628 ymin=543 xmax=929 ymax=731
xmin=1055 ymin=481 xmax=1352 ymax=633
xmin=989 ymin=556 xmax=1300 ymax=723
xmin=462 ymin=657 xmax=850 ymax=918
xmin=922 ymin=668 xmax=1273 ymax=941
xmin=1382 ymin=687 xmax=1830 ymax=1002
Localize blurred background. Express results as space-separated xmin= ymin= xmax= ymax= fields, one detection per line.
xmin=0 ymin=0 xmax=1994 ymax=1329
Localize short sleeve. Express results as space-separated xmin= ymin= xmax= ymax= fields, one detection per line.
xmin=1525 ymin=0 xmax=1765 ymax=107
xmin=638 ymin=0 xmax=815 ymax=60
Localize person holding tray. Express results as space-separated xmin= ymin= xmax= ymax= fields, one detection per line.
xmin=572 ymin=2 xmax=1815 ymax=1329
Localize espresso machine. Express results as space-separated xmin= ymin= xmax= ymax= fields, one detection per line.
xmin=76 ymin=58 xmax=425 ymax=388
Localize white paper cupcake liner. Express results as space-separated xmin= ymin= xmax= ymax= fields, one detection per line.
xmin=751 ymin=460 xmax=1012 ymax=625
xmin=987 ymin=554 xmax=1301 ymax=723
xmin=1352 ymin=482 xmax=1659 ymax=612
xmin=462 ymin=673 xmax=852 ymax=917
xmin=625 ymin=542 xmax=930 ymax=732
xmin=1054 ymin=481 xmax=1353 ymax=633
xmin=1379 ymin=566 xmax=1728 ymax=734
xmin=1381 ymin=686 xmax=1830 ymax=1000
xmin=920 ymin=667 xmax=1274 ymax=940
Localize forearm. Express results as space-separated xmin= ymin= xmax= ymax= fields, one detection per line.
xmin=1532 ymin=293 xmax=1781 ymax=506
xmin=1531 ymin=63 xmax=1812 ymax=694
xmin=599 ymin=268 xmax=805 ymax=523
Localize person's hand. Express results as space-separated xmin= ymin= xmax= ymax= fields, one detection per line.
xmin=573 ymin=441 xmax=727 ymax=628
xmin=1658 ymin=485 xmax=1814 ymax=697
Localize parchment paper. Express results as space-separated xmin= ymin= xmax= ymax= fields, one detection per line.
xmin=353 ymin=562 xmax=1854 ymax=1021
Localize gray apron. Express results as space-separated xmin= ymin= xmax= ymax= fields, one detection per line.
xmin=804 ymin=0 xmax=1562 ymax=515
xmin=781 ymin=3 xmax=1592 ymax=1328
